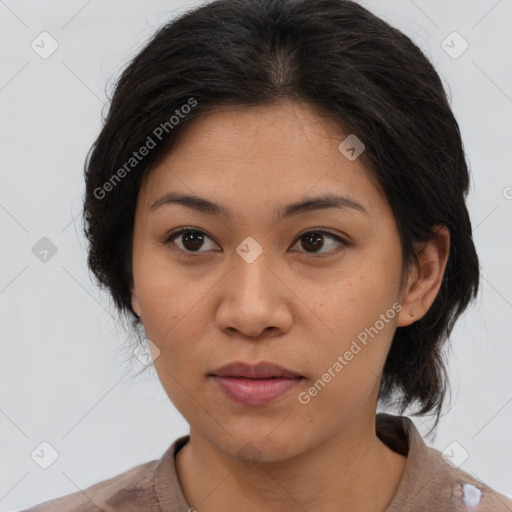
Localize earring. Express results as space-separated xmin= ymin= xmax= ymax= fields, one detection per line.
xmin=409 ymin=310 xmax=414 ymax=317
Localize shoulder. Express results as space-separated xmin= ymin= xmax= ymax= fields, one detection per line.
xmin=428 ymin=456 xmax=512 ymax=511
xmin=377 ymin=413 xmax=512 ymax=512
xmin=449 ymin=471 xmax=512 ymax=512
xmin=19 ymin=458 xmax=161 ymax=512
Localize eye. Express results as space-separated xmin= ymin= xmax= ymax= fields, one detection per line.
xmin=164 ymin=228 xmax=347 ymax=257
xmin=290 ymin=229 xmax=347 ymax=255
xmin=163 ymin=228 xmax=219 ymax=255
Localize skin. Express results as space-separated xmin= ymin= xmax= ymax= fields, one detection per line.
xmin=130 ymin=99 xmax=450 ymax=512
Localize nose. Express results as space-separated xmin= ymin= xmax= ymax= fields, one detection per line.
xmin=214 ymin=247 xmax=293 ymax=339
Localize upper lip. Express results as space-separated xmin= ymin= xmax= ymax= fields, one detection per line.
xmin=210 ymin=361 xmax=303 ymax=379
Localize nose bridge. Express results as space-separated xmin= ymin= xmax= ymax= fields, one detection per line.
xmin=214 ymin=234 xmax=295 ymax=338
xmin=231 ymin=238 xmax=274 ymax=301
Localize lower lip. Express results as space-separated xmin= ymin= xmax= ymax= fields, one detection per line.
xmin=210 ymin=376 xmax=303 ymax=406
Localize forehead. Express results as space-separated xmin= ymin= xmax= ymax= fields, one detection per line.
xmin=139 ymin=101 xmax=387 ymax=218
xmin=160 ymin=100 xmax=349 ymax=170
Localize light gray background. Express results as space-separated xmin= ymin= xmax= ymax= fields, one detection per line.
xmin=1 ymin=0 xmax=511 ymax=510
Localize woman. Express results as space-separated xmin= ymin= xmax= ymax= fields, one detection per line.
xmin=23 ymin=0 xmax=512 ymax=510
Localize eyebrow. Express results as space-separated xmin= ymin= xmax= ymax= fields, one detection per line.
xmin=149 ymin=191 xmax=369 ymax=219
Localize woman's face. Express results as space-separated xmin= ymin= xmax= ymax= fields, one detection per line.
xmin=131 ymin=100 xmax=413 ymax=461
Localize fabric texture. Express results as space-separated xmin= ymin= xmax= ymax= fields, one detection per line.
xmin=21 ymin=413 xmax=512 ymax=511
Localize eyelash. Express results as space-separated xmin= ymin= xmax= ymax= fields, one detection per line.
xmin=162 ymin=227 xmax=347 ymax=257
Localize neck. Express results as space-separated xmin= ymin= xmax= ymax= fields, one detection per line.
xmin=176 ymin=411 xmax=407 ymax=512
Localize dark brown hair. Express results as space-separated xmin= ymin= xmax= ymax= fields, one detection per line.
xmin=82 ymin=0 xmax=480 ymax=432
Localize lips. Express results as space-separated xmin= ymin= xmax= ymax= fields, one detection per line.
xmin=209 ymin=361 xmax=304 ymax=406
xmin=210 ymin=361 xmax=303 ymax=379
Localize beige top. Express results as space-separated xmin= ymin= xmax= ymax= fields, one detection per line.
xmin=21 ymin=413 xmax=512 ymax=511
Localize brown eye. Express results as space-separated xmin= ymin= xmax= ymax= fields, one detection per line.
xmin=163 ymin=228 xmax=346 ymax=257
xmin=291 ymin=230 xmax=347 ymax=255
xmin=164 ymin=229 xmax=219 ymax=254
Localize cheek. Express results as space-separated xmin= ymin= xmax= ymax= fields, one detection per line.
xmin=299 ymin=291 xmax=398 ymax=419
xmin=309 ymin=256 xmax=400 ymax=374
xmin=134 ymin=251 xmax=205 ymax=335
xmin=143 ymin=284 xmax=210 ymax=410
xmin=319 ymin=268 xmax=397 ymax=337
xmin=142 ymin=285 xmax=207 ymax=359
xmin=134 ymin=262 xmax=219 ymax=369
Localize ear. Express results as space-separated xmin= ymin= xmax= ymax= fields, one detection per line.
xmin=131 ymin=287 xmax=141 ymax=316
xmin=397 ymin=224 xmax=450 ymax=327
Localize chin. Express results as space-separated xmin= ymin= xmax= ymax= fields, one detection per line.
xmin=207 ymin=425 xmax=312 ymax=464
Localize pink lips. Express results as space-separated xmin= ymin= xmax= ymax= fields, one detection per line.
xmin=209 ymin=361 xmax=304 ymax=406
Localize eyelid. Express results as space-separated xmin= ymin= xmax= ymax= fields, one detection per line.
xmin=294 ymin=227 xmax=346 ymax=241
xmin=290 ymin=229 xmax=348 ymax=255
xmin=162 ymin=227 xmax=348 ymax=256
xmin=162 ymin=227 xmax=220 ymax=254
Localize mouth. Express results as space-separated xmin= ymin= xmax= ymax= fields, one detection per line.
xmin=208 ymin=361 xmax=304 ymax=406
xmin=210 ymin=361 xmax=303 ymax=379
